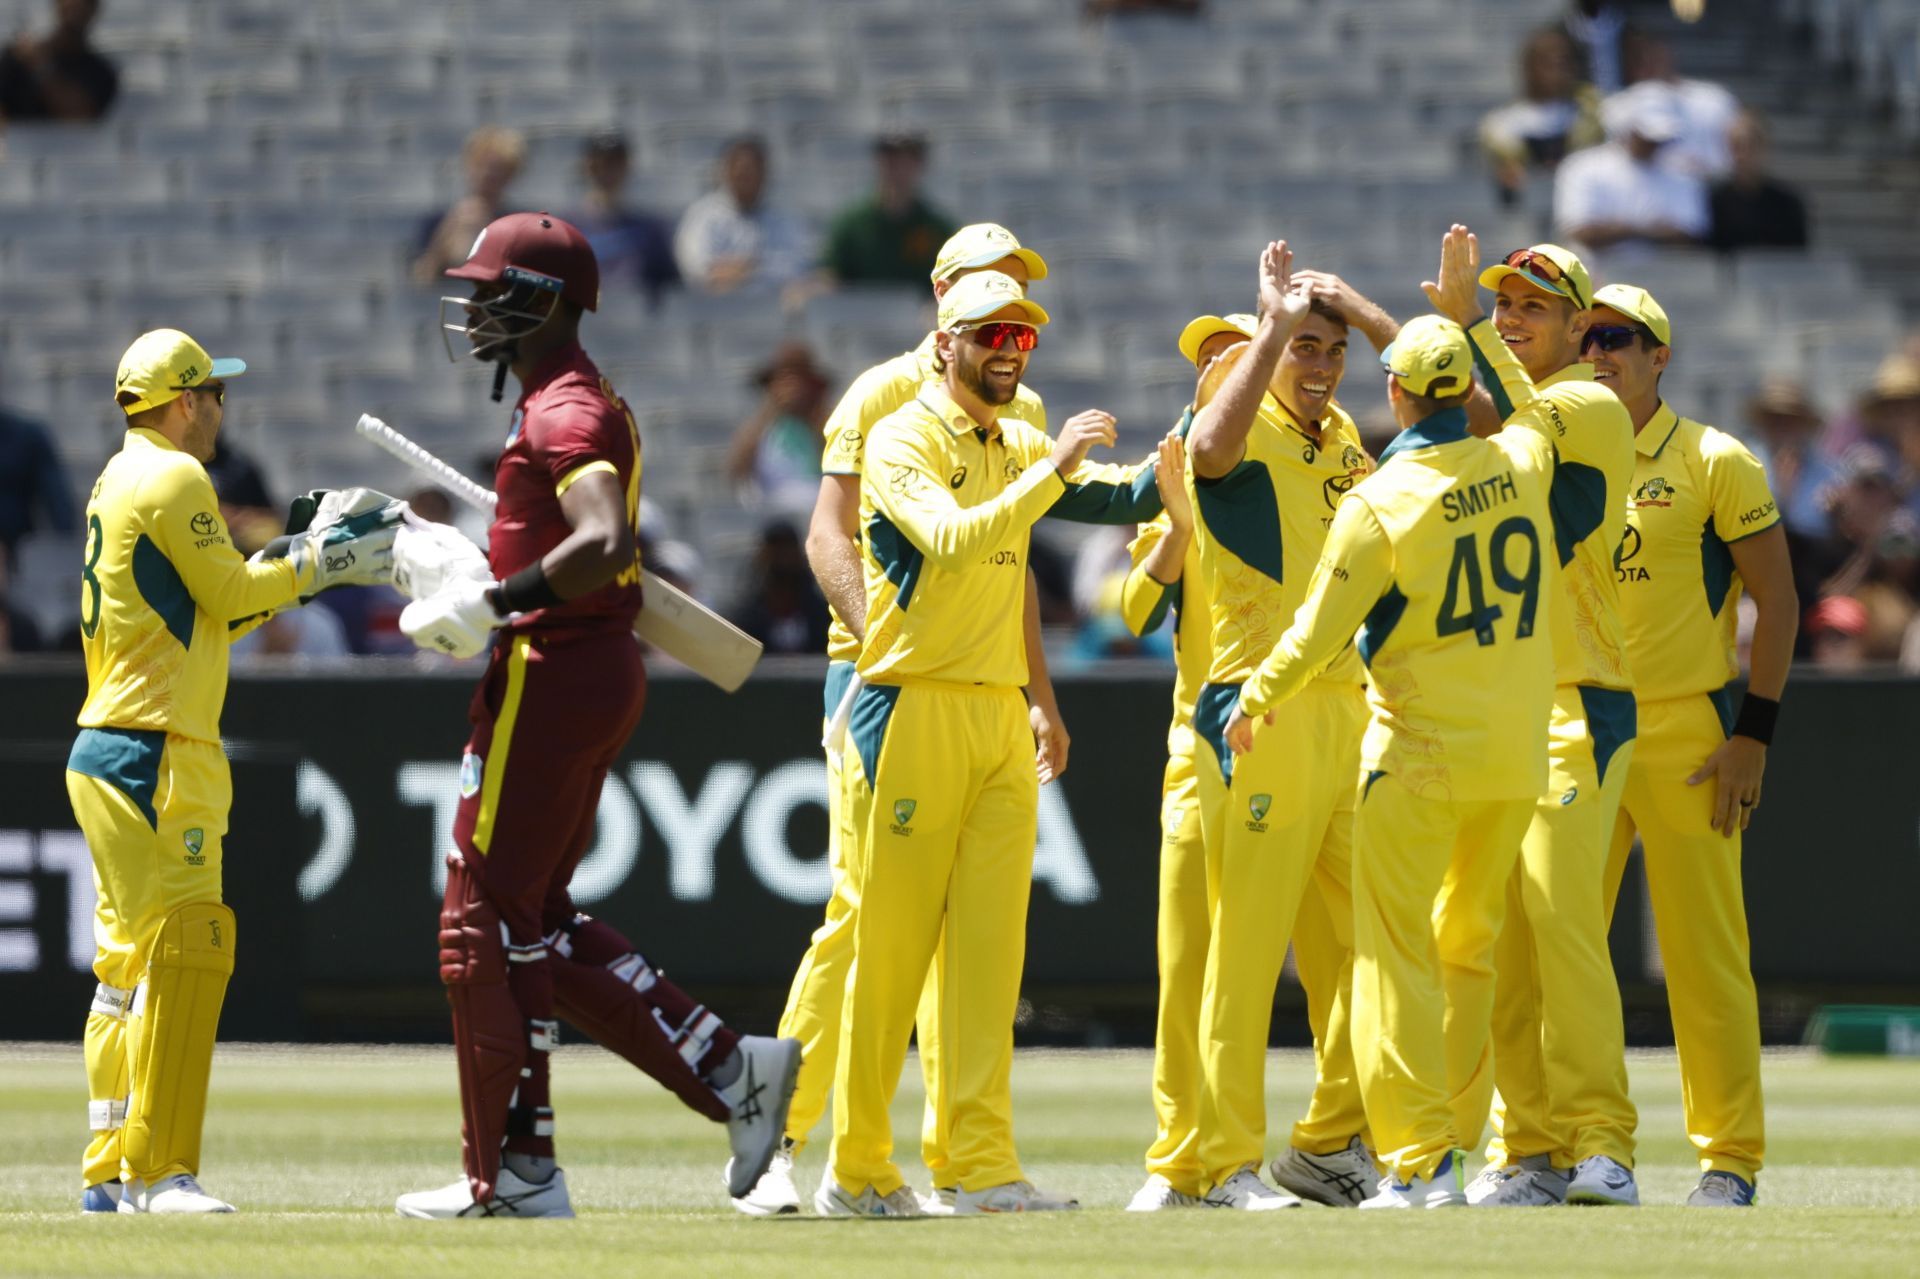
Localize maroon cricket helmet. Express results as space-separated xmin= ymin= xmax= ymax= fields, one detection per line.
xmin=445 ymin=211 xmax=600 ymax=312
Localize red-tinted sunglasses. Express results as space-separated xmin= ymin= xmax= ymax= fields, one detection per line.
xmin=952 ymin=321 xmax=1039 ymax=353
xmin=1502 ymin=249 xmax=1586 ymax=308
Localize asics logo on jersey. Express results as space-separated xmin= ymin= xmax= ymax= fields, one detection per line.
xmin=950 ymin=466 xmax=968 ymax=489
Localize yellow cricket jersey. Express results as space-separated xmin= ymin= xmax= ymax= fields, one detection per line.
xmin=820 ymin=332 xmax=1048 ymax=663
xmin=858 ymin=383 xmax=1157 ymax=688
xmin=1191 ymin=395 xmax=1373 ymax=689
xmin=1467 ymin=323 xmax=1634 ymax=693
xmin=1616 ymin=403 xmax=1780 ymax=704
xmin=1121 ymin=409 xmax=1210 ymax=750
xmin=1239 ymin=408 xmax=1558 ymax=801
xmin=76 ymin=428 xmax=304 ymax=743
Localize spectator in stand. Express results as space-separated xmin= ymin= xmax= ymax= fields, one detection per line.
xmin=1709 ymin=110 xmax=1809 ymax=252
xmin=674 ymin=134 xmax=814 ymax=295
xmin=0 ymin=555 xmax=44 ymax=656
xmin=0 ymin=0 xmax=117 ymax=122
xmin=821 ymin=134 xmax=954 ymax=287
xmin=1602 ymin=32 xmax=1739 ymax=180
xmin=728 ymin=521 xmax=828 ymax=656
xmin=1560 ymin=0 xmax=1632 ymax=94
xmin=0 ymin=395 xmax=76 ymax=571
xmin=1479 ymin=26 xmax=1605 ymax=205
xmin=1804 ymin=595 xmax=1870 ymax=669
xmin=411 ymin=126 xmax=527 ymax=285
xmin=1555 ymin=91 xmax=1706 ymax=256
xmin=1746 ymin=378 xmax=1836 ymax=538
xmin=724 ymin=340 xmax=828 ymax=521
xmin=566 ymin=129 xmax=679 ymax=310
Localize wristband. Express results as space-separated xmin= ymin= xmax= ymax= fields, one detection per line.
xmin=491 ymin=563 xmax=564 ymax=616
xmin=1731 ymin=693 xmax=1779 ymax=745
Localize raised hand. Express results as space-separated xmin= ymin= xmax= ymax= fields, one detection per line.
xmin=1154 ymin=430 xmax=1194 ymax=532
xmin=1049 ymin=409 xmax=1119 ymax=476
xmin=1257 ymin=240 xmax=1309 ymax=325
xmin=1421 ymin=223 xmax=1486 ymax=328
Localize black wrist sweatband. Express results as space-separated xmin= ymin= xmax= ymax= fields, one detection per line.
xmin=1732 ymin=693 xmax=1779 ymax=746
xmin=491 ymin=563 xmax=564 ymax=616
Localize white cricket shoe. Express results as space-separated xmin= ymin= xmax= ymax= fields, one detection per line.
xmin=730 ymin=1137 xmax=800 ymax=1216
xmin=118 ymin=1174 xmax=234 ymax=1214
xmin=955 ymin=1180 xmax=1080 ymax=1213
xmin=1358 ymin=1151 xmax=1467 ymax=1210
xmin=918 ymin=1186 xmax=957 ymax=1215
xmin=1566 ymin=1155 xmax=1639 ymax=1206
xmin=1204 ymin=1166 xmax=1300 ymax=1210
xmin=1126 ymin=1174 xmax=1205 ymax=1211
xmin=394 ymin=1167 xmax=574 ymax=1219
xmin=814 ymin=1175 xmax=923 ymax=1218
xmin=1686 ymin=1171 xmax=1756 ymax=1207
xmin=1270 ymin=1137 xmax=1377 ymax=1207
xmin=719 ymin=1036 xmax=803 ymax=1199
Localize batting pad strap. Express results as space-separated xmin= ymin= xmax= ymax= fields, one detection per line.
xmin=506 ymin=1105 xmax=556 ymax=1138
xmin=88 ymin=1098 xmax=128 ymax=1131
xmin=505 ymin=939 xmax=548 ymax=965
xmin=91 ymin=982 xmax=134 ymax=1019
xmin=607 ymin=953 xmax=657 ymax=994
xmin=663 ymin=1007 xmax=723 ymax=1068
xmin=529 ymin=1019 xmax=561 ymax=1053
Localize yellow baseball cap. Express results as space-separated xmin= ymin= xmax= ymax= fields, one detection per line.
xmin=114 ymin=328 xmax=247 ymax=415
xmin=937 ymin=270 xmax=1051 ymax=331
xmin=1478 ymin=242 xmax=1593 ymax=310
xmin=1591 ymin=283 xmax=1672 ymax=346
xmin=1380 ymin=315 xmax=1473 ymax=398
xmin=1177 ymin=313 xmax=1258 ymax=367
xmin=930 ymin=222 xmax=1049 ymax=284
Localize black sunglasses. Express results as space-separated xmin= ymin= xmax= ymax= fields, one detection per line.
xmin=174 ymin=380 xmax=226 ymax=405
xmin=1582 ymin=325 xmax=1649 ymax=354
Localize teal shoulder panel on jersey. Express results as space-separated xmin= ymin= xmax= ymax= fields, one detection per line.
xmin=1700 ymin=520 xmax=1735 ymax=618
xmin=1549 ymin=458 xmax=1609 ymax=568
xmin=866 ymin=511 xmax=925 ymax=611
xmin=1356 ymin=580 xmax=1410 ymax=666
xmin=131 ymin=534 xmax=195 ymax=649
xmin=1195 ymin=459 xmax=1284 ymax=585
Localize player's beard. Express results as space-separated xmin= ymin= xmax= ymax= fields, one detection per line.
xmin=957 ymin=349 xmax=1021 ymax=407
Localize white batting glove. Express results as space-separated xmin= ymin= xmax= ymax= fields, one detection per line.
xmin=392 ymin=518 xmax=491 ymax=601
xmin=400 ymin=578 xmax=509 ymax=659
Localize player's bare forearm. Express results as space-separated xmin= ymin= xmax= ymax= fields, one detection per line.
xmin=806 ymin=474 xmax=867 ymax=639
xmin=546 ymin=469 xmax=638 ymax=597
xmin=1139 ymin=522 xmax=1190 ymax=588
xmin=1732 ymin=524 xmax=1797 ymax=702
xmin=1188 ymin=315 xmax=1285 ymax=479
xmin=1024 ymin=570 xmax=1069 ymax=782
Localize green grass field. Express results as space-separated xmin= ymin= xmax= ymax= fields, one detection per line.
xmin=2 ymin=1044 xmax=1915 ymax=1277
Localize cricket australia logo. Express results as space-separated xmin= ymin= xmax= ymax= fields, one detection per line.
xmin=1246 ymin=793 xmax=1272 ymax=832
xmin=890 ymin=798 xmax=917 ymax=836
xmin=459 ymin=752 xmax=483 ymax=798
xmin=183 ymin=827 xmax=205 ymax=866
xmin=1632 ymin=476 xmax=1674 ymax=507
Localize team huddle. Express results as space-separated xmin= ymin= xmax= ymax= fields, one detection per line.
xmin=61 ymin=210 xmax=1793 ymax=1217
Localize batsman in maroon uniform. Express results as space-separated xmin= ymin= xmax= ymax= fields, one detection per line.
xmin=395 ymin=213 xmax=800 ymax=1219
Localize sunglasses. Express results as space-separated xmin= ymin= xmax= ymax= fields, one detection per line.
xmin=1502 ymin=249 xmax=1586 ymax=308
xmin=173 ymin=380 xmax=226 ymax=405
xmin=951 ymin=321 xmax=1038 ymax=353
xmin=1581 ymin=325 xmax=1649 ymax=354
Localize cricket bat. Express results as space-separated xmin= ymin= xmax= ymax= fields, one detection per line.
xmin=355 ymin=414 xmax=763 ymax=692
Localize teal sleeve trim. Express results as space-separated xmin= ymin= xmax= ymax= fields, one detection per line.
xmin=1548 ymin=459 xmax=1609 ymax=569
xmin=68 ymin=727 xmax=166 ymax=830
xmin=1194 ymin=459 xmax=1284 ymax=585
xmin=848 ymin=682 xmax=903 ymax=789
xmin=1700 ymin=521 xmax=1735 ymax=618
xmin=1576 ymin=684 xmax=1638 ymax=789
xmin=1049 ymin=464 xmax=1164 ymax=525
xmin=1135 ymin=576 xmax=1178 ymax=636
xmin=132 ymin=533 xmax=195 ymax=650
xmin=865 ymin=511 xmax=925 ymax=611
xmin=1470 ymin=338 xmax=1515 ymax=420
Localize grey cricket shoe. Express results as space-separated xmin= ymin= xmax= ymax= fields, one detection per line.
xmin=1270 ymin=1136 xmax=1377 ymax=1207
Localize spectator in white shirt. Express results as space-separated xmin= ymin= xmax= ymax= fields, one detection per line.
xmin=1479 ymin=26 xmax=1605 ymax=205
xmin=674 ymin=134 xmax=815 ymax=295
xmin=1602 ymin=33 xmax=1740 ymax=180
xmin=1554 ymin=93 xmax=1707 ymax=256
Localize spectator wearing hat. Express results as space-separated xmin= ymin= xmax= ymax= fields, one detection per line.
xmin=566 ymin=129 xmax=679 ymax=309
xmin=1554 ymin=91 xmax=1707 ymax=255
xmin=1745 ymin=378 xmax=1836 ymax=539
xmin=1708 ymin=111 xmax=1809 ymax=253
xmin=821 ymin=134 xmax=955 ymax=288
xmin=411 ymin=126 xmax=528 ymax=285
xmin=674 ymin=134 xmax=815 ymax=295
xmin=1480 ymin=27 xmax=1606 ymax=207
xmin=0 ymin=0 xmax=116 ymax=122
xmin=725 ymin=341 xmax=830 ymax=520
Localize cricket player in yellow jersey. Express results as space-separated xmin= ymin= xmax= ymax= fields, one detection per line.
xmin=71 ymin=330 xmax=397 ymax=1214
xmin=1585 ymin=283 xmax=1796 ymax=1207
xmin=820 ymin=271 xmax=1160 ymax=1216
xmin=1119 ymin=311 xmax=1375 ymax=1210
xmin=1183 ymin=246 xmax=1379 ymax=1210
xmin=1417 ymin=231 xmax=1642 ymax=1207
xmin=743 ymin=225 xmax=1059 ymax=1216
xmin=1225 ymin=313 xmax=1558 ymax=1209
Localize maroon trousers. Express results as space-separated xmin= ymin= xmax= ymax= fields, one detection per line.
xmin=439 ymin=627 xmax=736 ymax=1202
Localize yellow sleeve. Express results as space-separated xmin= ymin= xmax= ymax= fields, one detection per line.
xmin=821 ymin=362 xmax=911 ymax=476
xmin=1705 ymin=430 xmax=1781 ymax=542
xmin=138 ymin=457 xmax=302 ymax=621
xmin=867 ymin=418 xmax=1065 ymax=571
xmin=1121 ymin=514 xmax=1177 ymax=637
xmin=1239 ymin=496 xmax=1393 ymax=715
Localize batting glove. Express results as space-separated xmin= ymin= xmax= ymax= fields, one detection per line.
xmin=401 ymin=578 xmax=508 ymax=659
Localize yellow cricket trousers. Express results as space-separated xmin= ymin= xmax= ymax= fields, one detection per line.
xmin=1142 ymin=736 xmax=1208 ymax=1195
xmin=66 ymin=728 xmax=233 ymax=1188
xmin=776 ymin=663 xmax=948 ymax=1178
xmin=1192 ymin=679 xmax=1367 ymax=1189
xmin=829 ymin=681 xmax=1036 ymax=1196
xmin=1487 ymin=685 xmax=1638 ymax=1169
xmin=1351 ymin=771 xmax=1533 ymax=1182
xmin=1604 ymin=691 xmax=1764 ymax=1182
